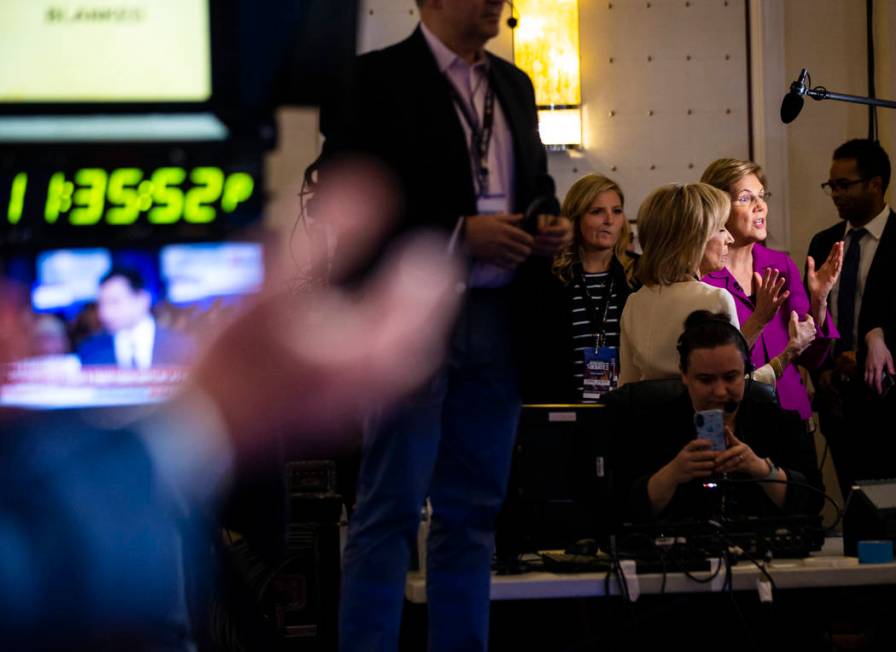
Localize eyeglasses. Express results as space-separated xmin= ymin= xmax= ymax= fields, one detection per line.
xmin=821 ymin=178 xmax=867 ymax=195
xmin=732 ymin=190 xmax=771 ymax=206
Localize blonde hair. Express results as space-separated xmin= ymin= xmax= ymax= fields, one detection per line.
xmin=700 ymin=158 xmax=768 ymax=194
xmin=553 ymin=174 xmax=635 ymax=285
xmin=635 ymin=183 xmax=731 ymax=286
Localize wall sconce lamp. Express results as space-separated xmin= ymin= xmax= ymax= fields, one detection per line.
xmin=512 ymin=0 xmax=582 ymax=150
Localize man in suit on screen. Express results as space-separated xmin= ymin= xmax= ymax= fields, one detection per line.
xmin=77 ymin=267 xmax=192 ymax=369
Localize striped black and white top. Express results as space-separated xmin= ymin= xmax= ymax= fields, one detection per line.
xmin=570 ymin=271 xmax=623 ymax=400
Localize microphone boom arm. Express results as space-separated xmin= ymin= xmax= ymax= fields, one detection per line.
xmin=804 ymin=86 xmax=896 ymax=110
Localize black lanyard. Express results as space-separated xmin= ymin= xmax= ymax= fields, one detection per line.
xmin=576 ymin=267 xmax=616 ymax=349
xmin=445 ymin=68 xmax=496 ymax=197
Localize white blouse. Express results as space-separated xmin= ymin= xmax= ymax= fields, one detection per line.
xmin=619 ymin=281 xmax=739 ymax=386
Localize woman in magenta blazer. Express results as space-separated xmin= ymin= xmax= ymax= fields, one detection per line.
xmin=700 ymin=158 xmax=843 ymax=421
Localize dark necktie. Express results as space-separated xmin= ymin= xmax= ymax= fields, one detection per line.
xmin=835 ymin=227 xmax=868 ymax=353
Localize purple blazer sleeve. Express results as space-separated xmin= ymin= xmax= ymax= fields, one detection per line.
xmin=704 ymin=245 xmax=837 ymax=420
xmin=755 ymin=244 xmax=837 ymax=370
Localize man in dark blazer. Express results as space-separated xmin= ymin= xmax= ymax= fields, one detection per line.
xmin=77 ymin=267 xmax=193 ymax=368
xmin=317 ymin=1 xmax=571 ymax=650
xmin=807 ymin=138 xmax=896 ymax=493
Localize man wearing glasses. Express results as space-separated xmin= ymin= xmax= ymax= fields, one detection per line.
xmin=808 ymin=138 xmax=896 ymax=495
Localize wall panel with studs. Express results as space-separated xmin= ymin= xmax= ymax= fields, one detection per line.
xmin=357 ymin=0 xmax=420 ymax=55
xmin=555 ymin=0 xmax=751 ymax=225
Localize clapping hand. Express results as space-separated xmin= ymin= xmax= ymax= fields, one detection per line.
xmin=752 ymin=268 xmax=790 ymax=326
xmin=189 ymin=160 xmax=463 ymax=458
xmin=806 ymin=241 xmax=843 ymax=326
xmin=785 ymin=310 xmax=816 ymax=357
xmin=806 ymin=241 xmax=844 ymax=306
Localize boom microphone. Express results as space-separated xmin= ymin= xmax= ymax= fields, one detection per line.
xmin=780 ymin=69 xmax=809 ymax=124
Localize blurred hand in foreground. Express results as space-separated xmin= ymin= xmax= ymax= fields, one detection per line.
xmin=187 ymin=160 xmax=463 ymax=458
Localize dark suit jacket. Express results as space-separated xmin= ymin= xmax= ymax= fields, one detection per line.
xmin=319 ymin=26 xmax=550 ymax=242
xmin=78 ymin=325 xmax=194 ymax=367
xmin=806 ymin=210 xmax=896 ymax=366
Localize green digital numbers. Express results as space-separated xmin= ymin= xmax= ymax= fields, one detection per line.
xmin=70 ymin=168 xmax=108 ymax=225
xmin=148 ymin=167 xmax=187 ymax=224
xmin=136 ymin=179 xmax=154 ymax=211
xmin=184 ymin=166 xmax=223 ymax=223
xmin=222 ymin=172 xmax=254 ymax=213
xmin=44 ymin=172 xmax=75 ymax=223
xmin=106 ymin=168 xmax=144 ymax=225
xmin=10 ymin=165 xmax=256 ymax=227
xmin=7 ymin=172 xmax=27 ymax=224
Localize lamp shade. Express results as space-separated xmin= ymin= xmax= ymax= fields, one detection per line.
xmin=512 ymin=0 xmax=581 ymax=147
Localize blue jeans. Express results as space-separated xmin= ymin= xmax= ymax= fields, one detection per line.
xmin=339 ymin=290 xmax=521 ymax=652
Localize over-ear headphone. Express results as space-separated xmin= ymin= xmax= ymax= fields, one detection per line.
xmin=505 ymin=0 xmax=518 ymax=28
xmin=725 ymin=322 xmax=754 ymax=374
xmin=676 ymin=313 xmax=754 ymax=375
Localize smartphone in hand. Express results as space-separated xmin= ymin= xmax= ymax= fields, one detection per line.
xmin=521 ymin=195 xmax=560 ymax=234
xmin=694 ymin=409 xmax=727 ymax=451
xmin=882 ymin=370 xmax=895 ymax=396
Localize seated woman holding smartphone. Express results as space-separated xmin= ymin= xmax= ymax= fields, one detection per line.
xmin=608 ymin=310 xmax=824 ymax=521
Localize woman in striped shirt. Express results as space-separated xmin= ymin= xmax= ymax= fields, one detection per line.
xmin=518 ymin=174 xmax=638 ymax=403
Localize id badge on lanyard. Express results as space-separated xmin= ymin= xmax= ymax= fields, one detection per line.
xmin=579 ymin=272 xmax=618 ymax=401
xmin=477 ymin=194 xmax=508 ymax=215
xmin=582 ymin=336 xmax=619 ymax=402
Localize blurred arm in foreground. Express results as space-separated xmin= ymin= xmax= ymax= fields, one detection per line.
xmin=0 ymin=161 xmax=461 ymax=646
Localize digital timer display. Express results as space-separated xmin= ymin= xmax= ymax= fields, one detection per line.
xmin=4 ymin=166 xmax=255 ymax=228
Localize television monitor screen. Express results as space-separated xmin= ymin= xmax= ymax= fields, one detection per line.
xmin=161 ymin=241 xmax=263 ymax=304
xmin=0 ymin=0 xmax=212 ymax=104
xmin=0 ymin=0 xmax=359 ymax=115
xmin=32 ymin=248 xmax=113 ymax=312
xmin=1 ymin=240 xmax=264 ymax=409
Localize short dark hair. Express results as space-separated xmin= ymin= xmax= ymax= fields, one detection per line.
xmin=100 ymin=266 xmax=145 ymax=293
xmin=833 ymin=138 xmax=891 ymax=193
xmin=677 ymin=310 xmax=752 ymax=373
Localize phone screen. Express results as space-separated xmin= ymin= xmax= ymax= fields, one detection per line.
xmin=694 ymin=409 xmax=726 ymax=451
